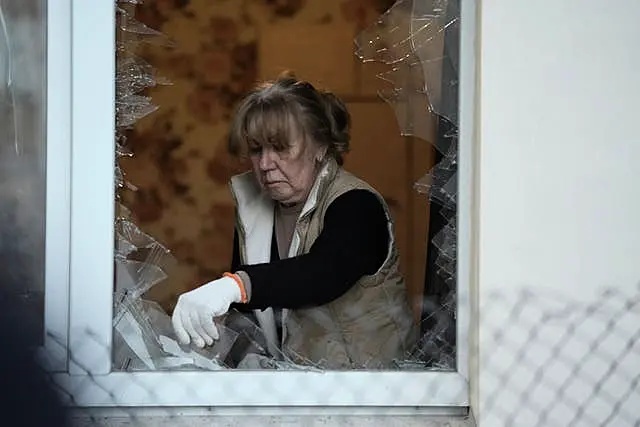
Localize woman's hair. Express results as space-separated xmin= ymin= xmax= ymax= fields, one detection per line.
xmin=228 ymin=73 xmax=351 ymax=165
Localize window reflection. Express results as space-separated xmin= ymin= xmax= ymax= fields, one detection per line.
xmin=0 ymin=1 xmax=46 ymax=345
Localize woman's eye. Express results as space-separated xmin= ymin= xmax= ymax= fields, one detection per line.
xmin=266 ymin=137 xmax=284 ymax=151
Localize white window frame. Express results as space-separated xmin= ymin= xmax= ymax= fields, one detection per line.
xmin=47 ymin=0 xmax=477 ymax=411
xmin=41 ymin=0 xmax=72 ymax=372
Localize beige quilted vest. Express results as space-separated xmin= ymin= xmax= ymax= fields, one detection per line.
xmin=230 ymin=159 xmax=417 ymax=369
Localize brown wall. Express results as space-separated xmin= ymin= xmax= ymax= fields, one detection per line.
xmin=121 ymin=0 xmax=436 ymax=319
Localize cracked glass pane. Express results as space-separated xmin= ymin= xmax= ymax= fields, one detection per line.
xmin=355 ymin=0 xmax=460 ymax=371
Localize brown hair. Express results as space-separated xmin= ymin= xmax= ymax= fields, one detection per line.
xmin=228 ymin=74 xmax=351 ymax=165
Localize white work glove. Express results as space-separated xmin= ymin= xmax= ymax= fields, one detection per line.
xmin=171 ymin=276 xmax=243 ymax=348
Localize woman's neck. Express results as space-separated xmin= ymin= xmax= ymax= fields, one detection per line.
xmin=278 ymin=200 xmax=304 ymax=213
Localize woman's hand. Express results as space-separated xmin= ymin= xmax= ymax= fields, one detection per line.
xmin=171 ymin=276 xmax=242 ymax=348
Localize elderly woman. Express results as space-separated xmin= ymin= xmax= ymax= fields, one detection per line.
xmin=172 ymin=76 xmax=417 ymax=369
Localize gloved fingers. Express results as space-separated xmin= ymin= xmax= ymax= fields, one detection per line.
xmin=171 ymin=305 xmax=190 ymax=346
xmin=179 ymin=307 xmax=206 ymax=349
xmin=189 ymin=309 xmax=214 ymax=347
xmin=199 ymin=311 xmax=220 ymax=342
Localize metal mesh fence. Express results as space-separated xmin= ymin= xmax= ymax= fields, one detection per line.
xmin=26 ymin=286 xmax=639 ymax=427
xmin=38 ymin=311 xmax=472 ymax=427
xmin=479 ymin=287 xmax=640 ymax=427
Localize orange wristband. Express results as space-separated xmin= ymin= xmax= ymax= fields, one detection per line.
xmin=223 ymin=272 xmax=248 ymax=303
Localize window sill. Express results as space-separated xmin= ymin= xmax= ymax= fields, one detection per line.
xmin=70 ymin=408 xmax=475 ymax=427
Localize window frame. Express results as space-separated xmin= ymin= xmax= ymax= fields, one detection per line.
xmin=40 ymin=0 xmax=72 ymax=372
xmin=47 ymin=0 xmax=477 ymax=410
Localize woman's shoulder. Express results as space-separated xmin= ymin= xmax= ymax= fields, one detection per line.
xmin=331 ymin=188 xmax=383 ymax=207
xmin=325 ymin=186 xmax=387 ymax=220
xmin=331 ymin=168 xmax=380 ymax=196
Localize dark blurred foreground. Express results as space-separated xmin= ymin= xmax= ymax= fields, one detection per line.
xmin=0 ymin=288 xmax=69 ymax=427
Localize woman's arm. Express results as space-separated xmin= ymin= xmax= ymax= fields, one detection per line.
xmin=237 ymin=189 xmax=389 ymax=310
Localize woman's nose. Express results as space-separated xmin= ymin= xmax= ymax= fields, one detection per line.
xmin=258 ymin=148 xmax=276 ymax=170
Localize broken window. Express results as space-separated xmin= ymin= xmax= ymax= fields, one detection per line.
xmin=112 ymin=0 xmax=462 ymax=374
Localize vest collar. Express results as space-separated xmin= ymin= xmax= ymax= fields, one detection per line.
xmin=298 ymin=157 xmax=339 ymax=219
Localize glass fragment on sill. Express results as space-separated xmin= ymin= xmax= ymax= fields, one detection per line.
xmin=113 ymin=299 xmax=239 ymax=371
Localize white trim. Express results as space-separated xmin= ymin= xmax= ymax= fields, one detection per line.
xmin=67 ymin=0 xmax=115 ymax=376
xmin=456 ymin=0 xmax=477 ymax=381
xmin=43 ymin=0 xmax=72 ymax=372
xmin=70 ymin=406 xmax=468 ymax=417
xmin=53 ymin=371 xmax=469 ymax=407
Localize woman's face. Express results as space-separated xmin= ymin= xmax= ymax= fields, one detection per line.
xmin=250 ymin=134 xmax=324 ymax=205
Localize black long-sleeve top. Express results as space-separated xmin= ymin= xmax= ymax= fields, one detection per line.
xmin=231 ymin=189 xmax=389 ymax=310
